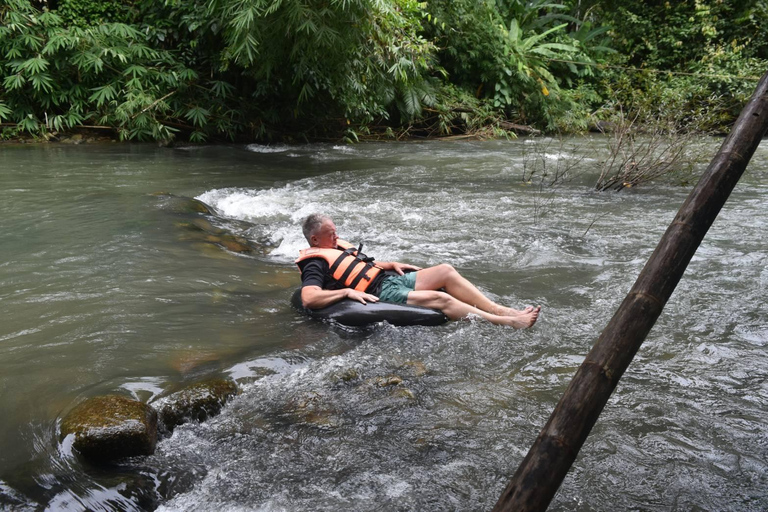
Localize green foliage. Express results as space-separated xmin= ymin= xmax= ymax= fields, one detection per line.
xmin=205 ymin=0 xmax=438 ymax=125
xmin=496 ymin=19 xmax=576 ymax=105
xmin=0 ymin=0 xmax=764 ymax=141
xmin=432 ymin=83 xmax=514 ymax=137
xmin=422 ymin=0 xmax=613 ymax=131
xmin=494 ymin=1 xmax=615 ymax=127
xmin=598 ymin=0 xmax=768 ymax=70
xmin=0 ymin=0 xmax=249 ymax=141
xmin=55 ymin=0 xmax=132 ymax=27
xmin=595 ymin=68 xmax=747 ymax=134
xmin=420 ymin=0 xmax=505 ymax=89
xmin=589 ymin=0 xmax=768 ymax=133
xmin=0 ymin=101 xmax=11 ymax=120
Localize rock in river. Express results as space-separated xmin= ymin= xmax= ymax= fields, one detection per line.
xmin=60 ymin=395 xmax=158 ymax=461
xmin=153 ymin=379 xmax=238 ymax=433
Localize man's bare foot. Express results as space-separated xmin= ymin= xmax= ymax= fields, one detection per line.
xmin=494 ymin=305 xmax=536 ymax=316
xmin=502 ymin=306 xmax=541 ymax=328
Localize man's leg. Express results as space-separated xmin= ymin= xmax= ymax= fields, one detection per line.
xmin=414 ymin=264 xmax=533 ymax=316
xmin=407 ymin=290 xmax=539 ymax=328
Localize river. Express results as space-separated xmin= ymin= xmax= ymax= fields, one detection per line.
xmin=0 ymin=138 xmax=766 ymax=510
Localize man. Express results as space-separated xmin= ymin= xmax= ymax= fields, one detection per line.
xmin=296 ymin=214 xmax=541 ymax=328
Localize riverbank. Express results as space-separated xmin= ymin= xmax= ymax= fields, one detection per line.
xmin=0 ymin=127 xmax=120 ymax=145
xmin=0 ymin=119 xmax=546 ymax=146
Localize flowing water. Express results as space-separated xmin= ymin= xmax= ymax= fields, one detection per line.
xmin=0 ymin=138 xmax=766 ymax=511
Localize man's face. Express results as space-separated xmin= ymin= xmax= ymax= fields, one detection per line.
xmin=311 ymin=220 xmax=338 ymax=248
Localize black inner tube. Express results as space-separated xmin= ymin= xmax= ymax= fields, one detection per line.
xmin=290 ymin=288 xmax=448 ymax=327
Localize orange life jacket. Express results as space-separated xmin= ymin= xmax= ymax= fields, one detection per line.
xmin=295 ymin=239 xmax=383 ymax=292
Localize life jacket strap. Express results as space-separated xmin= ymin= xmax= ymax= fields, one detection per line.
xmin=348 ymin=263 xmax=377 ymax=289
xmin=329 ymin=247 xmax=357 ymax=275
xmin=356 ymin=243 xmax=375 ymax=263
xmin=337 ymin=257 xmax=363 ymax=285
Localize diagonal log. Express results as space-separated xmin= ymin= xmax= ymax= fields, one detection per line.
xmin=493 ymin=70 xmax=768 ymax=512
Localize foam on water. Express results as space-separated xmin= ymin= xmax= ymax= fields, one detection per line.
xmin=245 ymin=144 xmax=293 ymax=153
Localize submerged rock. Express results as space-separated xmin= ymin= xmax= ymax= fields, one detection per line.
xmin=204 ymin=234 xmax=253 ymax=253
xmin=391 ymin=388 xmax=416 ymax=400
xmin=400 ymin=360 xmax=428 ymax=377
xmin=286 ymin=393 xmax=344 ymax=429
xmin=374 ymin=375 xmax=403 ymax=387
xmin=168 ymin=349 xmax=222 ymax=374
xmin=328 ymin=367 xmax=359 ymax=384
xmin=219 ymin=237 xmax=252 ymax=253
xmin=191 ymin=217 xmax=225 ymax=234
xmin=60 ymin=395 xmax=158 ymax=461
xmin=154 ymin=379 xmax=238 ymax=432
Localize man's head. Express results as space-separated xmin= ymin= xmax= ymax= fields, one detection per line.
xmin=302 ymin=213 xmax=338 ymax=248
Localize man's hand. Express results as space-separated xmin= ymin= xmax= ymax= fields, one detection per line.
xmin=346 ymin=289 xmax=379 ymax=304
xmin=381 ymin=261 xmax=422 ymax=275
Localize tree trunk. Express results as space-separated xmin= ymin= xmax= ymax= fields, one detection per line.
xmin=493 ymin=70 xmax=768 ymax=512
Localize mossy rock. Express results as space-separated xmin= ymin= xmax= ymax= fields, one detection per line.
xmin=60 ymin=395 xmax=158 ymax=461
xmin=157 ymin=194 xmax=217 ymax=215
xmin=191 ymin=217 xmax=225 ymax=234
xmin=175 ymin=218 xmax=225 ymax=236
xmin=218 ymin=237 xmax=252 ymax=253
xmin=186 ymin=198 xmax=215 ymax=215
xmin=154 ymin=379 xmax=238 ymax=432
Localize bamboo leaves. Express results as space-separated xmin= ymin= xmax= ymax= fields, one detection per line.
xmin=9 ymin=0 xmax=729 ymax=144
xmin=2 ymin=0 xmax=590 ymax=141
xmin=3 ymin=73 xmax=26 ymax=90
xmin=88 ymin=84 xmax=117 ymax=107
xmin=205 ymin=0 xmax=437 ymax=124
xmin=48 ymin=111 xmax=84 ymax=131
xmin=17 ymin=55 xmax=49 ymax=74
xmin=184 ymin=106 xmax=210 ymax=127
xmin=123 ymin=65 xmax=148 ymax=77
xmin=210 ymin=80 xmax=234 ymax=98
xmin=29 ymin=72 xmax=54 ymax=93
xmin=0 ymin=1 xmax=221 ymax=141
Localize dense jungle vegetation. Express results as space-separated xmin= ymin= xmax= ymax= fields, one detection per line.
xmin=1 ymin=0 xmax=766 ymax=142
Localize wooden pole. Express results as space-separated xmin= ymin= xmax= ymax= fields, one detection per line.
xmin=493 ymin=70 xmax=768 ymax=512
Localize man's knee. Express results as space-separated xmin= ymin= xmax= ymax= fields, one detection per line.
xmin=435 ymin=263 xmax=457 ymax=276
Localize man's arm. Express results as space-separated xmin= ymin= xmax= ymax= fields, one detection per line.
xmin=376 ymin=261 xmax=421 ymax=275
xmin=301 ymin=285 xmax=379 ymax=309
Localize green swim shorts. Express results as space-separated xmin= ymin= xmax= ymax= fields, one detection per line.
xmin=377 ymin=271 xmax=417 ymax=304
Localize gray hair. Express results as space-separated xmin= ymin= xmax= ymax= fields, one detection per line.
xmin=302 ymin=213 xmax=331 ymax=244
